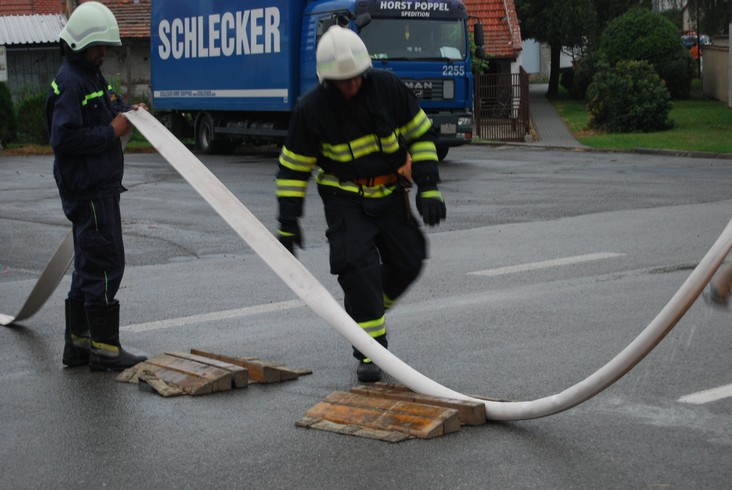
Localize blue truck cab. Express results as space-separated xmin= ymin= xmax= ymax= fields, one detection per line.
xmin=151 ymin=0 xmax=482 ymax=159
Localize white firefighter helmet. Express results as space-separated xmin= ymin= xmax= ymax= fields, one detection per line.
xmin=316 ymin=26 xmax=372 ymax=82
xmin=60 ymin=1 xmax=122 ymax=51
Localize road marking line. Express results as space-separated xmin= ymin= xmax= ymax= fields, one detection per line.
xmin=678 ymin=383 xmax=732 ymax=404
xmin=121 ymin=299 xmax=304 ymax=333
xmin=467 ymin=252 xmax=625 ymax=277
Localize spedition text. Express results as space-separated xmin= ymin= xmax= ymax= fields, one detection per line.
xmin=157 ymin=8 xmax=281 ymax=60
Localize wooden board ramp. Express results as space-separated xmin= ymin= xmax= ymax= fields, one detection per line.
xmin=116 ymin=349 xmax=311 ymax=397
xmin=297 ymin=383 xmax=487 ymax=442
xmin=351 ymin=382 xmax=487 ymax=426
xmin=190 ymin=348 xmax=312 ymax=384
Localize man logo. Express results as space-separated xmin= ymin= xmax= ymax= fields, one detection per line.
xmin=403 ymin=80 xmax=432 ymax=99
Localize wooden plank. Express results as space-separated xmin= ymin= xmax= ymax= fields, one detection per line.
xmin=303 ymin=391 xmax=460 ymax=439
xmin=189 ymin=350 xmax=278 ymax=382
xmin=351 ymin=384 xmax=487 ymax=426
xmin=146 ymin=354 xmax=233 ymax=393
xmin=137 ymin=370 xmax=185 ymax=397
xmin=165 ymin=351 xmax=248 ymax=388
xmin=189 ymin=348 xmax=308 ymax=383
xmin=295 ymin=416 xmax=412 ymax=442
xmin=125 ymin=361 xmax=213 ymax=395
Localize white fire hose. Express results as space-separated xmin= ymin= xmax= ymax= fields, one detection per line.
xmin=2 ymin=108 xmax=730 ymax=421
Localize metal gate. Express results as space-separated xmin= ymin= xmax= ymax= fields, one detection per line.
xmin=474 ymin=68 xmax=530 ymax=142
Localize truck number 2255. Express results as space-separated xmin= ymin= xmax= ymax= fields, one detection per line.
xmin=442 ymin=65 xmax=465 ymax=76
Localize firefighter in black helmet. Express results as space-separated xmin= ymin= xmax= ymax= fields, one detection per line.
xmin=45 ymin=1 xmax=147 ymax=371
xmin=275 ymin=26 xmax=446 ymax=382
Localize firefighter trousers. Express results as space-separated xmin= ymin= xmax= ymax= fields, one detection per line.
xmin=320 ymin=188 xmax=426 ymax=360
xmin=61 ymin=194 xmax=125 ymax=308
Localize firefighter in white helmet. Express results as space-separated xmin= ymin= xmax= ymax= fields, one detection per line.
xmin=275 ymin=26 xmax=446 ymax=382
xmin=45 ymin=1 xmax=147 ymax=371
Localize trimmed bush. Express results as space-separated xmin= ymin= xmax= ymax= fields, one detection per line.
xmin=599 ymin=7 xmax=692 ymax=99
xmin=586 ymin=59 xmax=673 ymax=133
xmin=0 ymin=82 xmax=18 ymax=146
xmin=16 ymin=92 xmax=49 ymax=145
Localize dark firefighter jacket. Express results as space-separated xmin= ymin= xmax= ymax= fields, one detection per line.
xmin=276 ymin=69 xmax=439 ymax=221
xmin=45 ymin=58 xmax=128 ymax=200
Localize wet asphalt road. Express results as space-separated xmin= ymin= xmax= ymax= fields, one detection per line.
xmin=1 ymin=144 xmax=730 ymax=489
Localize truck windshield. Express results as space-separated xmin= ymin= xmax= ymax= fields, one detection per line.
xmin=359 ymin=19 xmax=466 ymax=61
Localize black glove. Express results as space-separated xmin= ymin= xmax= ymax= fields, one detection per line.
xmin=416 ymin=189 xmax=446 ymax=226
xmin=277 ymin=219 xmax=303 ymax=256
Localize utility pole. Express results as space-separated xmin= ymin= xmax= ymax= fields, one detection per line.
xmin=63 ymin=1 xmax=79 ymax=18
xmin=696 ymin=0 xmax=701 ymax=80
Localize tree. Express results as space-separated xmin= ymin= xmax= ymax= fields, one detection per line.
xmin=686 ymin=0 xmax=731 ymax=35
xmin=517 ymin=0 xmax=651 ymax=96
xmin=600 ymin=7 xmax=693 ymax=99
xmin=517 ymin=0 xmax=595 ymax=95
xmin=591 ymin=0 xmax=652 ymax=47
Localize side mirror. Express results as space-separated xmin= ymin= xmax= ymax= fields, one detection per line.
xmin=355 ymin=13 xmax=371 ymax=29
xmin=474 ymin=22 xmax=485 ymax=49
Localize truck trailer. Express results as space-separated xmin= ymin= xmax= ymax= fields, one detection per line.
xmin=151 ymin=0 xmax=483 ymax=160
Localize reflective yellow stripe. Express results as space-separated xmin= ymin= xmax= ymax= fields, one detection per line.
xmin=321 ymin=142 xmax=352 ymax=161
xmin=410 ymin=141 xmax=438 ymax=162
xmin=321 ymin=132 xmax=401 ymax=162
xmin=91 ymin=340 xmax=120 ymax=353
xmin=276 ymin=178 xmax=308 ymax=198
xmin=419 ymin=190 xmax=444 ymax=202
xmin=315 ymin=170 xmax=397 ymax=198
xmin=51 ymin=80 xmax=60 ymax=95
xmin=347 ymin=134 xmax=379 ymax=160
xmin=383 ymin=293 xmax=396 ymax=310
xmin=70 ymin=335 xmax=90 ymax=347
xmin=379 ymin=132 xmax=400 ymax=153
xmin=81 ymin=90 xmax=105 ymax=106
xmin=399 ymin=109 xmax=432 ymax=141
xmin=279 ymin=147 xmax=317 ymax=172
xmin=359 ymin=316 xmax=386 ymax=337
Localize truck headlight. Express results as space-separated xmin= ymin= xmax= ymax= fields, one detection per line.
xmin=442 ymin=80 xmax=454 ymax=100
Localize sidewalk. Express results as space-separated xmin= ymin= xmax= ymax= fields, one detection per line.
xmin=525 ymin=83 xmax=586 ymax=148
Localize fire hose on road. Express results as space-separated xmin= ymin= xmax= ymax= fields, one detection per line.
xmin=2 ymin=108 xmax=731 ymax=421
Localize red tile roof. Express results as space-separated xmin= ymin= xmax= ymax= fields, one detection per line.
xmin=1 ymin=0 xmax=150 ymax=38
xmin=464 ymin=0 xmax=522 ymax=59
xmin=0 ymin=0 xmax=63 ymax=15
xmin=82 ymin=0 xmax=150 ymax=38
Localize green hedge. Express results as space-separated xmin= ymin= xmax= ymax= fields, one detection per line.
xmin=587 ymin=59 xmax=673 ymax=133
xmin=0 ymin=82 xmax=18 ymax=146
xmin=600 ymin=7 xmax=692 ymax=99
xmin=16 ymin=92 xmax=49 ymax=145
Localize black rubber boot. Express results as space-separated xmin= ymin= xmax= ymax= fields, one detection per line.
xmin=87 ymin=303 xmax=147 ymax=372
xmin=353 ymin=334 xmax=387 ymax=382
xmin=357 ymin=359 xmax=382 ymax=383
xmin=63 ymin=298 xmax=90 ymax=367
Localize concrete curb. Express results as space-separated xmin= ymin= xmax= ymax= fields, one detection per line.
xmin=471 ymin=140 xmax=732 ymax=161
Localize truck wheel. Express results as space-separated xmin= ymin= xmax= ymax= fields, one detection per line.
xmin=436 ymin=146 xmax=449 ymax=161
xmin=196 ymin=112 xmax=234 ymax=154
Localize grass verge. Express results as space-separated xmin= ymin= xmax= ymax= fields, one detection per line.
xmin=549 ymin=80 xmax=732 ymax=154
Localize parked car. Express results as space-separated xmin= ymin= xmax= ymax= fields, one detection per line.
xmin=681 ymin=33 xmax=712 ymax=48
